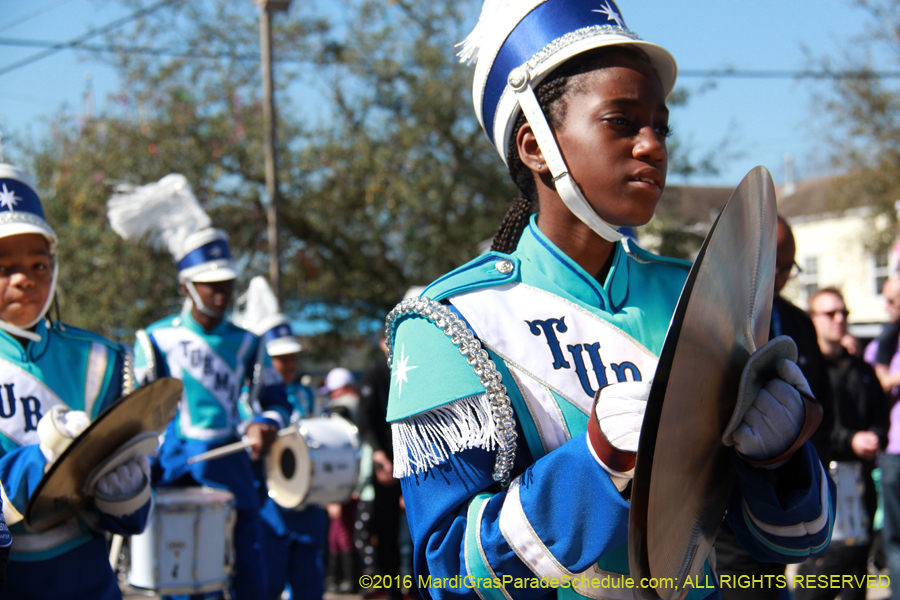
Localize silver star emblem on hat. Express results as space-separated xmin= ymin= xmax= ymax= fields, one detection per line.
xmin=593 ymin=1 xmax=624 ymax=28
xmin=0 ymin=184 xmax=21 ymax=211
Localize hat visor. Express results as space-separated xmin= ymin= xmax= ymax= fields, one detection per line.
xmin=0 ymin=222 xmax=57 ymax=250
xmin=182 ymin=262 xmax=238 ymax=283
xmin=267 ymin=338 xmax=303 ymax=356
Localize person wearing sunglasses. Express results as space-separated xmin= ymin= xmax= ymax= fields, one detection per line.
xmin=798 ymin=287 xmax=888 ymax=600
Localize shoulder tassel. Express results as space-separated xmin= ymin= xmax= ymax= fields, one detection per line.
xmin=392 ymin=393 xmax=500 ymax=479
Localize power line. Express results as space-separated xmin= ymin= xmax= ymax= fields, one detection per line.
xmin=0 ymin=0 xmax=180 ymax=77
xmin=0 ymin=37 xmax=260 ymax=62
xmin=2 ymin=35 xmax=899 ymax=80
xmin=0 ymin=0 xmax=77 ymax=34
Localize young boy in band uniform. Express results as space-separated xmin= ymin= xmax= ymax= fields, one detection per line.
xmin=132 ymin=228 xmax=292 ymax=600
xmin=0 ymin=164 xmax=151 ymax=599
xmin=384 ymin=2 xmax=835 ymax=599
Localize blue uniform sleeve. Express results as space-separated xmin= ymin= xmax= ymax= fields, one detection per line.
xmin=401 ymin=432 xmax=631 ymax=600
xmin=0 ymin=444 xmax=45 ymax=518
xmin=724 ymin=442 xmax=836 ymax=563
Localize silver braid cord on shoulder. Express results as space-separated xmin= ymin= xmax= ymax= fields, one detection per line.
xmin=385 ymin=296 xmax=517 ymax=486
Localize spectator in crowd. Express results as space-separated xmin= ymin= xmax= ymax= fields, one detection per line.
xmin=865 ymin=277 xmax=900 ymax=589
xmin=320 ymin=368 xmax=362 ymax=594
xmin=797 ymin=287 xmax=888 ymax=600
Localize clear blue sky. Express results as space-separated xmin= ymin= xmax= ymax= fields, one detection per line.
xmin=0 ymin=0 xmax=882 ymax=187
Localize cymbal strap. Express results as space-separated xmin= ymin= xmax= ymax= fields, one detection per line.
xmin=587 ymin=404 xmax=637 ymax=473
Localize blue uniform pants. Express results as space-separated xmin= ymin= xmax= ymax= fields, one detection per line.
xmin=5 ymin=535 xmax=120 ymax=600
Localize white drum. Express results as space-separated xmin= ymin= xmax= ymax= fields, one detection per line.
xmin=830 ymin=461 xmax=869 ymax=546
xmin=128 ymin=487 xmax=236 ymax=595
xmin=267 ymin=416 xmax=360 ymax=509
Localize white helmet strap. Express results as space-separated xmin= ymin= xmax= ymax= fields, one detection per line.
xmin=184 ymin=280 xmax=225 ymax=319
xmin=508 ymin=67 xmax=623 ymax=243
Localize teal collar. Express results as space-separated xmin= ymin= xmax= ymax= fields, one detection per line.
xmin=180 ymin=308 xmax=230 ymax=337
xmin=514 ymin=216 xmax=629 ymax=312
xmin=0 ymin=319 xmax=51 ymax=362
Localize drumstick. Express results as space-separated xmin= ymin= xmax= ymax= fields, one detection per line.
xmin=187 ymin=426 xmax=297 ymax=464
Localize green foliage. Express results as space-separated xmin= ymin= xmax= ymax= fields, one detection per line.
xmin=812 ymin=0 xmax=900 ymax=245
xmin=17 ymin=0 xmax=513 ymax=360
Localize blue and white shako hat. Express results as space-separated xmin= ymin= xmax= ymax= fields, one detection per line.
xmin=0 ymin=164 xmax=59 ymax=340
xmin=0 ymin=164 xmax=57 ymax=253
xmin=258 ymin=316 xmax=303 ymax=356
xmin=459 ymin=0 xmax=677 ymax=242
xmin=233 ymin=276 xmax=302 ymax=356
xmin=176 ymin=228 xmax=237 ymax=283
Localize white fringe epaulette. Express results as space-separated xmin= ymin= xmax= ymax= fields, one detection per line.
xmin=392 ymin=393 xmax=500 ymax=479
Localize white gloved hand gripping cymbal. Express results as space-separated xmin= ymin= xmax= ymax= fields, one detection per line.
xmin=723 ymin=335 xmax=823 ymax=468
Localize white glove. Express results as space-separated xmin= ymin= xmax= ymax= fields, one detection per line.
xmin=95 ymin=455 xmax=150 ymax=500
xmin=733 ymin=359 xmax=807 ymax=467
xmin=37 ymin=407 xmax=90 ymax=464
xmin=588 ymin=380 xmax=651 ymax=491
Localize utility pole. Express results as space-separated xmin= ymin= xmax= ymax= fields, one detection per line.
xmin=257 ymin=0 xmax=290 ymax=302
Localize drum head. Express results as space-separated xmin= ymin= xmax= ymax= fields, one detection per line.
xmin=25 ymin=378 xmax=183 ymax=532
xmin=266 ymin=429 xmax=311 ymax=509
xmin=155 ymin=486 xmax=236 ymax=507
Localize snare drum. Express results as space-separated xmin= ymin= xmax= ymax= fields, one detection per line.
xmin=128 ymin=487 xmax=236 ymax=595
xmin=830 ymin=461 xmax=870 ymax=546
xmin=267 ymin=416 xmax=360 ymax=509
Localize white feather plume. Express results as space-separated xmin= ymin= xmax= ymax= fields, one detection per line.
xmin=233 ymin=276 xmax=282 ymax=334
xmin=107 ymin=174 xmax=211 ymax=258
xmin=457 ymin=0 xmax=543 ymax=65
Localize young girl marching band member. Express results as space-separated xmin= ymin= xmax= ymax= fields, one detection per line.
xmin=384 ymin=2 xmax=835 ymax=599
xmin=0 ymin=163 xmax=151 ymax=599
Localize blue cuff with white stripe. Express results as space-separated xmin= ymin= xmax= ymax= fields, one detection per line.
xmin=726 ymin=442 xmax=835 ymax=562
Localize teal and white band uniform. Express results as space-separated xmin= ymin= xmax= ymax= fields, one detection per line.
xmin=387 ymin=218 xmax=834 ymax=600
xmin=0 ymin=319 xmax=149 ymax=600
xmin=135 ymin=308 xmax=292 ymax=600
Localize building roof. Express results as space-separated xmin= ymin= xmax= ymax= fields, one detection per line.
xmin=657 ymin=173 xmax=868 ymax=227
xmin=655 ymin=184 xmax=732 ymax=225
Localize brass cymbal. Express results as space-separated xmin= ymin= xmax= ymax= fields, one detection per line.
xmin=25 ymin=377 xmax=183 ymax=532
xmin=628 ymin=166 xmax=777 ymax=600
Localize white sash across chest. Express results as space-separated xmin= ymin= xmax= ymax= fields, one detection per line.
xmin=152 ymin=327 xmax=251 ymax=412
xmin=0 ymin=359 xmax=70 ymax=448
xmin=450 ymin=283 xmax=658 ymax=452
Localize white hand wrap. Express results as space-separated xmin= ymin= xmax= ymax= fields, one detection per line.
xmin=588 ymin=380 xmax=651 ymax=491
xmin=37 ymin=407 xmax=90 ymax=464
xmin=733 ymin=359 xmax=807 ymax=467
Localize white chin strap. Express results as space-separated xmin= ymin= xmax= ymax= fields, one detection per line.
xmin=184 ymin=280 xmax=225 ymax=319
xmin=508 ymin=67 xmax=623 ymax=243
xmin=0 ymin=259 xmax=59 ymax=343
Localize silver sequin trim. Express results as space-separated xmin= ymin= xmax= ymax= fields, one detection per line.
xmin=385 ymin=297 xmax=517 ymax=486
xmin=524 ymin=25 xmax=640 ymax=74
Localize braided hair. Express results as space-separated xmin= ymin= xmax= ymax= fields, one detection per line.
xmin=490 ymin=45 xmax=654 ymax=254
